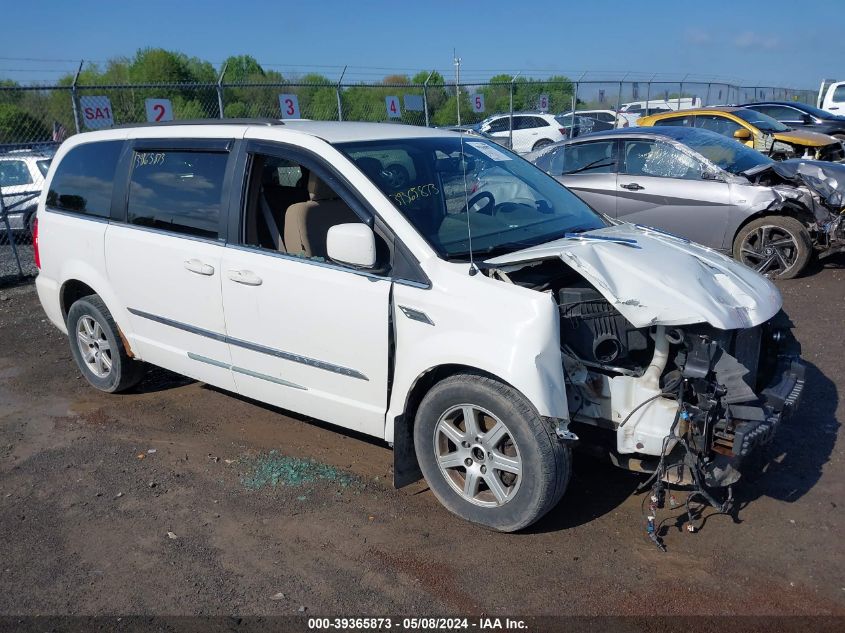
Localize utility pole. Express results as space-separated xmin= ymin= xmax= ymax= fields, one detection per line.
xmin=453 ymin=49 xmax=461 ymax=126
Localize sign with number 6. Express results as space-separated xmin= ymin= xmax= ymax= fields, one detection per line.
xmin=471 ymin=94 xmax=485 ymax=113
xmin=278 ymin=94 xmax=301 ymax=119
xmin=538 ymin=94 xmax=549 ymax=112
xmin=145 ymin=98 xmax=174 ymax=123
xmin=386 ymin=96 xmax=401 ymax=118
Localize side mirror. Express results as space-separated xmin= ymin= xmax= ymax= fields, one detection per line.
xmin=326 ymin=223 xmax=377 ymax=269
xmin=733 ymin=128 xmax=752 ymax=141
xmin=802 ymin=114 xmax=814 ymax=124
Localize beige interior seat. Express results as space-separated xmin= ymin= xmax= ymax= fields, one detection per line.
xmin=284 ymin=172 xmax=360 ymax=259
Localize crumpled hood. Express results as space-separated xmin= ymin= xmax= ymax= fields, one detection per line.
xmin=484 ymin=224 xmax=782 ymax=330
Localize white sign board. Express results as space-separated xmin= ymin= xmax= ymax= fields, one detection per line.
xmin=386 ymin=96 xmax=401 ymax=118
xmin=145 ymin=98 xmax=174 ymax=123
xmin=404 ymin=94 xmax=424 ymax=112
xmin=470 ymin=93 xmax=485 ymax=113
xmin=80 ymin=96 xmax=114 ymax=129
xmin=538 ymin=94 xmax=549 ymax=112
xmin=278 ymin=94 xmax=301 ymax=119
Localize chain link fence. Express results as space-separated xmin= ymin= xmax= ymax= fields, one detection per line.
xmin=0 ymin=73 xmax=820 ymax=284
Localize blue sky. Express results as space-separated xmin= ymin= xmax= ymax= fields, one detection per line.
xmin=2 ymin=0 xmax=843 ymax=88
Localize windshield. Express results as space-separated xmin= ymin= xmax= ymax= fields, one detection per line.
xmin=336 ymin=137 xmax=607 ymax=260
xmin=676 ymin=129 xmax=773 ymax=175
xmin=733 ymin=109 xmax=790 ymax=133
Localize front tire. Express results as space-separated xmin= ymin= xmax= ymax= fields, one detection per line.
xmin=414 ymin=373 xmax=570 ymax=532
xmin=732 ymin=215 xmax=812 ymax=280
xmin=67 ymin=295 xmax=145 ymax=393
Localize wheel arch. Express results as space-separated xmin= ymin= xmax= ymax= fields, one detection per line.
xmin=391 ymin=363 xmax=537 ymax=489
xmin=731 ymin=202 xmax=816 ymax=250
xmin=58 ymin=276 xmax=136 ymax=358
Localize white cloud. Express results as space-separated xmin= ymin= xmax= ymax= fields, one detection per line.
xmin=685 ymin=28 xmax=711 ymax=45
xmin=734 ymin=31 xmax=781 ymax=50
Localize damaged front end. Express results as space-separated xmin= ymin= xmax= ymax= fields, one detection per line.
xmin=744 ymin=159 xmax=845 ymax=258
xmin=484 ymin=224 xmax=805 ymax=545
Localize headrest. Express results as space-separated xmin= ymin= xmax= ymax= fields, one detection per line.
xmin=355 ymin=157 xmax=383 ymax=180
xmin=308 ymin=172 xmax=337 ymax=201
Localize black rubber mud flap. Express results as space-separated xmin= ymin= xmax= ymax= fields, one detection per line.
xmin=393 ymin=414 xmax=422 ymax=488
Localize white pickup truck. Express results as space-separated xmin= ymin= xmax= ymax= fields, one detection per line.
xmin=817 ymin=80 xmax=845 ymax=114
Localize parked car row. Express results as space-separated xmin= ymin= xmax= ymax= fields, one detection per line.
xmin=526 ymin=125 xmax=845 ymax=279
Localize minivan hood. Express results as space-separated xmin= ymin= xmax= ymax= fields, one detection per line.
xmin=484 ymin=224 xmax=782 ymax=330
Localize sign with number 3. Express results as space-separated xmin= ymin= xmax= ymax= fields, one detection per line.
xmin=278 ymin=94 xmax=301 ymax=119
xmin=145 ymin=98 xmax=173 ymax=123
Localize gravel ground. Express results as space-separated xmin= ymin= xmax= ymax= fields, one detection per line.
xmin=0 ymin=255 xmax=843 ymax=622
xmin=0 ymin=243 xmax=37 ymax=284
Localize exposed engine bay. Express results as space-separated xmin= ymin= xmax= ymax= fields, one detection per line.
xmin=485 ymin=257 xmax=804 ymax=548
xmin=743 ymin=159 xmax=845 ymax=257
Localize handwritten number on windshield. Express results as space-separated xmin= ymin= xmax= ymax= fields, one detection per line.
xmin=392 ymin=183 xmax=439 ymax=207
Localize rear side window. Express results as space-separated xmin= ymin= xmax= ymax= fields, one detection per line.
xmin=832 ymin=85 xmax=845 ymax=103
xmin=47 ymin=141 xmax=122 ymax=217
xmin=127 ymin=150 xmax=227 ymax=240
xmin=0 ymin=160 xmax=32 ymax=186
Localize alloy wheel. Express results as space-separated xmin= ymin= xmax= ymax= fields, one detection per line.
xmin=76 ymin=315 xmax=113 ymax=378
xmin=433 ymin=404 xmax=522 ymax=507
xmin=739 ymin=225 xmax=799 ymax=277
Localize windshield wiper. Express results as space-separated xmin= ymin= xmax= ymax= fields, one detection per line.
xmin=563 ymin=233 xmax=640 ymax=248
xmin=562 ymin=158 xmax=615 ymax=175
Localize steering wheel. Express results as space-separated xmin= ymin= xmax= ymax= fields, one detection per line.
xmin=466 ymin=191 xmax=496 ymax=215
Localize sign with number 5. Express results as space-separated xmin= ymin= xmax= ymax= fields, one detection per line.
xmin=386 ymin=96 xmax=401 ymax=118
xmin=471 ymin=94 xmax=485 ymax=113
xmin=145 ymin=98 xmax=173 ymax=123
xmin=278 ymin=94 xmax=301 ymax=119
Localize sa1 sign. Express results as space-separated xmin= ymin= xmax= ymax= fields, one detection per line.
xmin=278 ymin=94 xmax=301 ymax=119
xmin=145 ymin=98 xmax=173 ymax=123
xmin=386 ymin=96 xmax=401 ymax=118
xmin=471 ymin=93 xmax=485 ymax=113
xmin=538 ymin=94 xmax=549 ymax=112
xmin=79 ymin=96 xmax=114 ymax=129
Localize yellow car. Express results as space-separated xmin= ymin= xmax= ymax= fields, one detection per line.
xmin=637 ymin=106 xmax=845 ymax=161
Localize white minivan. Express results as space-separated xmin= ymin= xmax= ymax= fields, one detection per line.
xmin=34 ymin=120 xmax=804 ymax=533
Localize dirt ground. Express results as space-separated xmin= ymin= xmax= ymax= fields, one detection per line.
xmin=0 ymin=256 xmax=843 ymax=620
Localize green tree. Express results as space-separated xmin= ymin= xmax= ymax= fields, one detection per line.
xmin=0 ymin=103 xmax=50 ymax=143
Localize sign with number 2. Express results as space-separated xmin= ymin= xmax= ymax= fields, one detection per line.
xmin=145 ymin=98 xmax=173 ymax=123
xmin=278 ymin=94 xmax=301 ymax=119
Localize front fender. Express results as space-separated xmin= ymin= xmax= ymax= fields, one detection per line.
xmin=386 ymin=271 xmax=567 ymax=443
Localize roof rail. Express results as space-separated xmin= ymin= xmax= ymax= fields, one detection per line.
xmin=112 ymin=117 xmax=285 ymax=129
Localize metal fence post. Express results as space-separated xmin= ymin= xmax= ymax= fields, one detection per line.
xmin=509 ymin=72 xmax=520 ymax=149
xmin=615 ymin=72 xmax=628 ymax=127
xmin=571 ymin=71 xmax=586 ymax=116
xmin=705 ymin=82 xmax=711 ymax=106
xmin=423 ymin=70 xmax=434 ymax=127
xmin=336 ymin=65 xmax=347 ymax=122
xmin=216 ymin=62 xmax=228 ymax=119
xmin=678 ymin=73 xmax=688 ymax=110
xmin=70 ymin=60 xmax=83 ymax=134
xmin=644 ymin=74 xmax=654 ymax=116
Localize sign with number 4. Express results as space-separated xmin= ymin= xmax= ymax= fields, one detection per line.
xmin=278 ymin=94 xmax=301 ymax=119
xmin=386 ymin=96 xmax=401 ymax=118
xmin=471 ymin=94 xmax=485 ymax=113
xmin=145 ymin=98 xmax=173 ymax=123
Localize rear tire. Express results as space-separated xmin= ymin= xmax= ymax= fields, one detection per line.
xmin=732 ymin=215 xmax=812 ymax=280
xmin=532 ymin=139 xmax=553 ymax=151
xmin=414 ymin=373 xmax=570 ymax=532
xmin=67 ymin=295 xmax=145 ymax=393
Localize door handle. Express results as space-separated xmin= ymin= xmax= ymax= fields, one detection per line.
xmin=620 ymin=183 xmax=644 ymax=191
xmin=183 ymin=259 xmax=215 ymax=276
xmin=228 ymin=269 xmax=263 ymax=286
